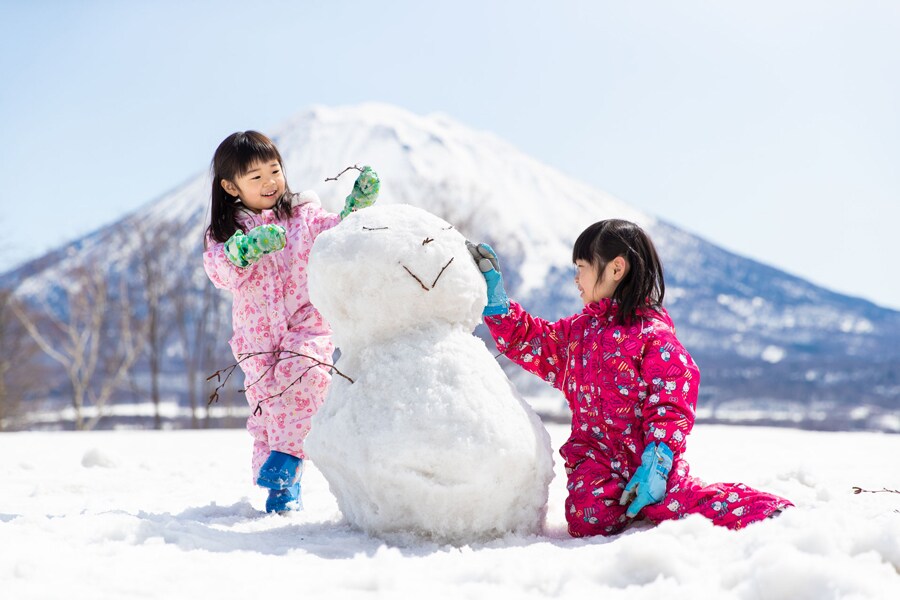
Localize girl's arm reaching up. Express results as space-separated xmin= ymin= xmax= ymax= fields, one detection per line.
xmin=484 ymin=301 xmax=570 ymax=390
xmin=339 ymin=166 xmax=380 ymax=219
xmin=300 ymin=166 xmax=380 ymax=239
xmin=469 ymin=241 xmax=569 ymax=389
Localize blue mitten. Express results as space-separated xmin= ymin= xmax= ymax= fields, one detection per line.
xmin=466 ymin=241 xmax=510 ymax=316
xmin=256 ymin=451 xmax=302 ymax=490
xmin=265 ymin=482 xmax=302 ymax=513
xmin=619 ymin=442 xmax=674 ymax=517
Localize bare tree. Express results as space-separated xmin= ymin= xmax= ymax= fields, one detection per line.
xmin=198 ymin=297 xmax=237 ymax=428
xmin=171 ymin=263 xmax=231 ymax=428
xmin=0 ymin=288 xmax=20 ymax=427
xmin=133 ymin=215 xmax=241 ymax=430
xmin=133 ymin=223 xmax=170 ymax=430
xmin=172 ymin=270 xmax=200 ymax=429
xmin=13 ymin=264 xmax=144 ymax=430
xmin=0 ymin=287 xmax=47 ymax=430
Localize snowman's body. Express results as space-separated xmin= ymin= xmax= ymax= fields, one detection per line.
xmin=306 ymin=204 xmax=553 ymax=545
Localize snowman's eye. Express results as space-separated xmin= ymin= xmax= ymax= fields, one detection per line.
xmin=362 ymin=226 xmax=389 ymax=231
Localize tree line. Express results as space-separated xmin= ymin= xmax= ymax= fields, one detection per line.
xmin=0 ymin=222 xmax=239 ymax=431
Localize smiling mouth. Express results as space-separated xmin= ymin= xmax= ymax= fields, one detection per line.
xmin=262 ymin=190 xmax=277 ymax=198
xmin=400 ymin=258 xmax=455 ymax=291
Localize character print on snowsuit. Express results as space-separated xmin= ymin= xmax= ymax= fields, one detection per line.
xmin=204 ymin=193 xmax=340 ymax=482
xmin=486 ymin=299 xmax=792 ymax=537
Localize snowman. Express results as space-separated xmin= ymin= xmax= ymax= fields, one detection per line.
xmin=305 ymin=203 xmax=554 ymax=545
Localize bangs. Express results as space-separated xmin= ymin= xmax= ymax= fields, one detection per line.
xmin=571 ymin=237 xmax=591 ymax=264
xmin=572 ymin=221 xmax=605 ymax=265
xmin=232 ymin=132 xmax=283 ymax=177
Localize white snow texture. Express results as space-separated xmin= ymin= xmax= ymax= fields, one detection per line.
xmin=306 ymin=204 xmax=554 ymax=545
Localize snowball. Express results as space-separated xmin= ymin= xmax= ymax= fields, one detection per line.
xmin=306 ymin=204 xmax=554 ymax=545
xmin=307 ymin=203 xmax=485 ymax=347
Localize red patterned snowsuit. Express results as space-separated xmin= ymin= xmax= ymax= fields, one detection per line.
xmin=485 ymin=299 xmax=792 ymax=537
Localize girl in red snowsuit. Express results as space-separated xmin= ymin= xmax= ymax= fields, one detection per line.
xmin=468 ymin=220 xmax=791 ymax=537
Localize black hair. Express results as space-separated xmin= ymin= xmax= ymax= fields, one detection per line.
xmin=572 ymin=219 xmax=665 ymax=324
xmin=206 ymin=131 xmax=293 ymax=244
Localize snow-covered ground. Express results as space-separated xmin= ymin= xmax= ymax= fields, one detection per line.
xmin=2 ymin=423 xmax=899 ymax=599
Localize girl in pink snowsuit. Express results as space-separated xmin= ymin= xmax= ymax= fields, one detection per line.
xmin=469 ymin=220 xmax=791 ymax=537
xmin=203 ymin=131 xmax=378 ymax=513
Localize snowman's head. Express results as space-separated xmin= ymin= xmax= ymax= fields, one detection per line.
xmin=309 ymin=204 xmax=487 ymax=345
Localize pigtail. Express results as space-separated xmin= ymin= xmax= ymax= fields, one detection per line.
xmin=613 ymin=229 xmax=665 ymax=324
xmin=206 ymin=176 xmax=241 ymax=246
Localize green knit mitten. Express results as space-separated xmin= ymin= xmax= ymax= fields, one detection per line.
xmin=339 ymin=166 xmax=380 ymax=219
xmin=224 ymin=224 xmax=286 ymax=268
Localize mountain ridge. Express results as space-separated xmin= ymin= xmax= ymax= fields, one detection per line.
xmin=4 ymin=103 xmax=898 ymax=431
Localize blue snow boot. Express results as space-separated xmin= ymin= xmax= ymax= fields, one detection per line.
xmin=265 ymin=482 xmax=302 ymax=513
xmin=256 ymin=451 xmax=302 ymax=490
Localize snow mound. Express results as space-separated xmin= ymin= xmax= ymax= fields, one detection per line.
xmin=81 ymin=448 xmax=118 ymax=469
xmin=306 ymin=204 xmax=554 ymax=545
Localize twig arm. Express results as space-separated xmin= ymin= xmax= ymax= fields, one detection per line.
xmin=324 ymin=165 xmax=363 ymax=182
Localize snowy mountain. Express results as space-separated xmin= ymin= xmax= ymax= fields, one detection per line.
xmin=4 ymin=103 xmax=899 ymax=431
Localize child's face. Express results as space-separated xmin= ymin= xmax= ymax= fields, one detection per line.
xmin=575 ymin=257 xmax=627 ymax=305
xmin=221 ymin=159 xmax=285 ymax=212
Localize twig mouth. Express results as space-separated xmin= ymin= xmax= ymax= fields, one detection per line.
xmin=400 ymin=257 xmax=455 ymax=291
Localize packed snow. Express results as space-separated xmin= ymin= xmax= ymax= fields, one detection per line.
xmin=306 ymin=204 xmax=554 ymax=544
xmin=1 ymin=423 xmax=899 ymax=599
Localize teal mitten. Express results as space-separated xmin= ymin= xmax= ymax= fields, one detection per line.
xmin=339 ymin=166 xmax=380 ymax=219
xmin=466 ymin=241 xmax=510 ymax=316
xmin=619 ymin=442 xmax=674 ymax=517
xmin=224 ymin=224 xmax=286 ymax=268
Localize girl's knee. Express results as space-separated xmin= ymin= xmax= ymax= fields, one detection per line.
xmin=567 ymin=512 xmax=627 ymax=537
xmin=565 ymin=500 xmax=628 ymax=537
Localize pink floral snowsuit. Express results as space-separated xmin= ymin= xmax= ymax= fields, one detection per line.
xmin=485 ymin=299 xmax=792 ymax=537
xmin=203 ymin=193 xmax=340 ymax=481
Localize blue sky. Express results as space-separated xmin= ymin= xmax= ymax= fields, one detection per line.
xmin=2 ymin=0 xmax=898 ymax=309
